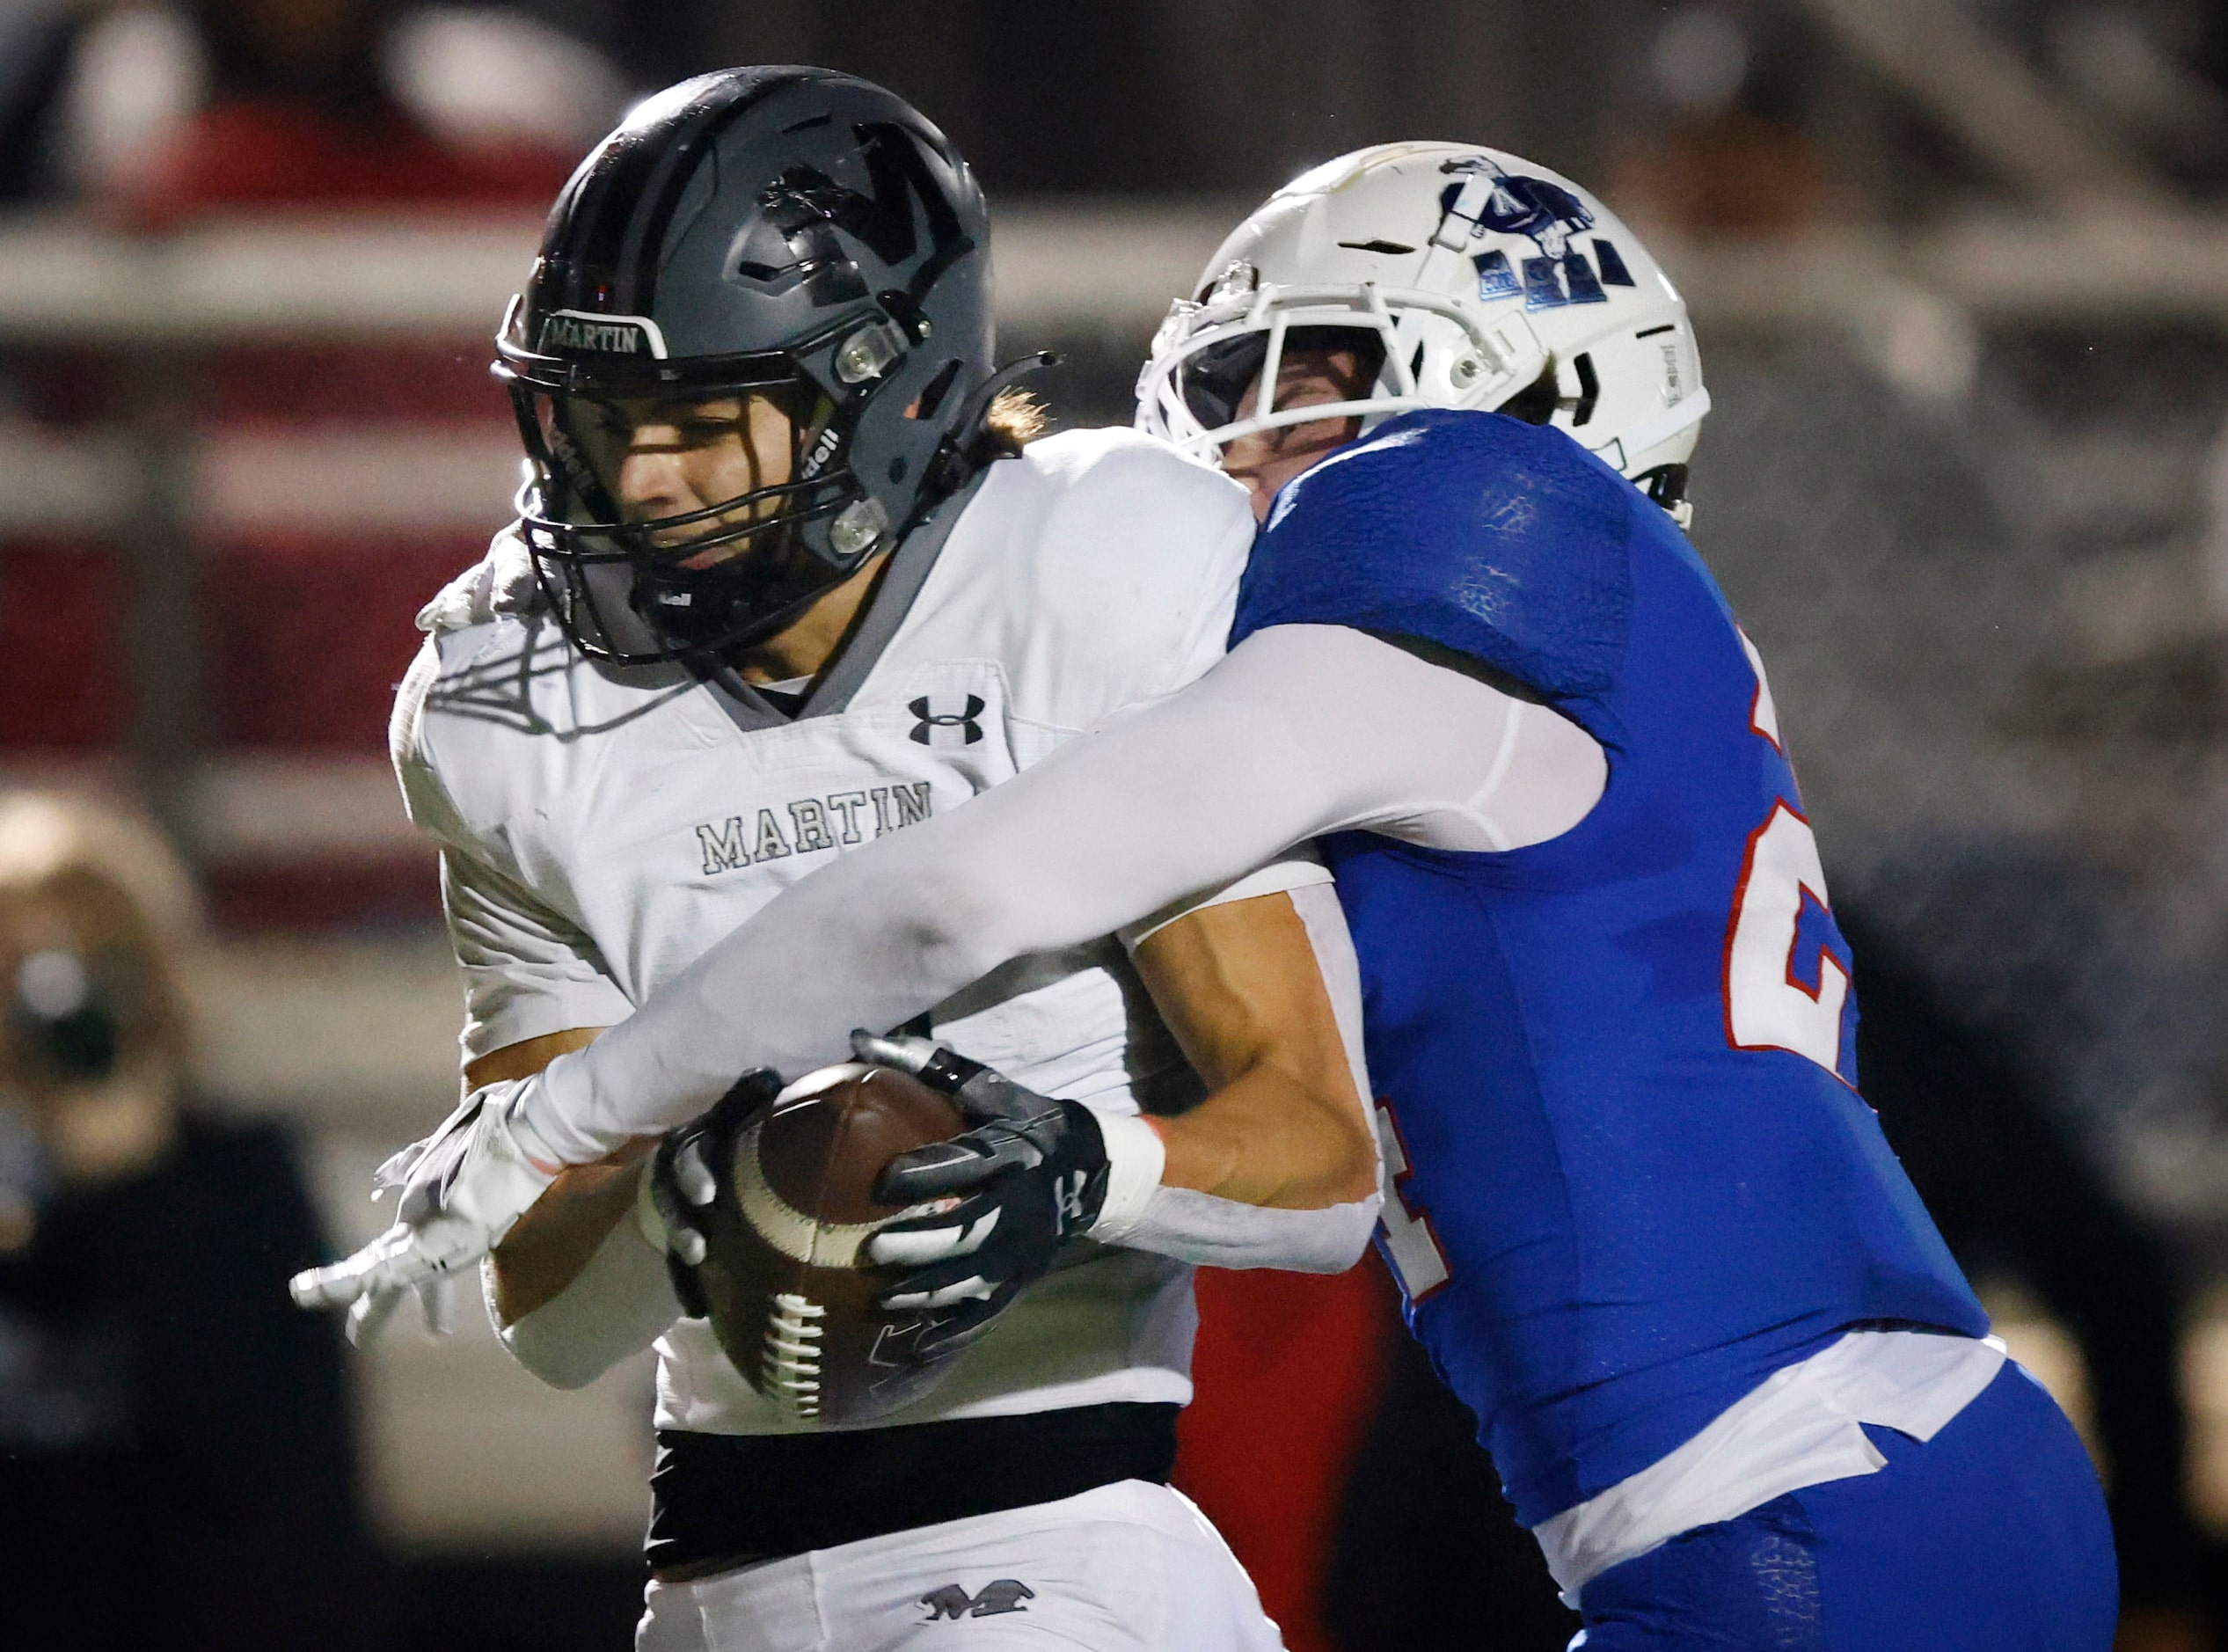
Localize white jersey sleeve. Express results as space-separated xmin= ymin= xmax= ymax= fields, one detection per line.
xmin=524 ymin=623 xmax=1605 ymax=1154
xmin=392 ymin=630 xmax=634 ymax=1062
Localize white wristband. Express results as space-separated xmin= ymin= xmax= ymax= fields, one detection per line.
xmin=1086 ymin=1107 xmax=1166 ymax=1242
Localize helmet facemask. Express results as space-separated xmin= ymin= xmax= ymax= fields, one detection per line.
xmin=1139 ymin=272 xmax=1548 ymax=464
xmin=500 ymin=305 xmax=903 ymax=667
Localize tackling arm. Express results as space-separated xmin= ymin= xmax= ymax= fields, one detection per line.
xmin=523 ymin=620 xmax=1605 ymax=1163
xmin=1105 ymin=880 xmax=1382 ymax=1269
xmin=1132 ymin=884 xmax=1374 ymax=1212
xmin=310 ymin=624 xmax=1604 ymax=1331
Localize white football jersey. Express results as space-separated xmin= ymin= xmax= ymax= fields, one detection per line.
xmin=393 ymin=428 xmax=1310 ymax=1434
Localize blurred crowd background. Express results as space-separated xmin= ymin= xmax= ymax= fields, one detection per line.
xmin=4 ymin=1 xmax=2228 ymax=1648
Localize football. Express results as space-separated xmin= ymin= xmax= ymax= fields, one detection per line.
xmin=690 ymin=1061 xmax=968 ymax=1425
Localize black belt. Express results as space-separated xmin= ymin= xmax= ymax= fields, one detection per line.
xmin=645 ymin=1401 xmax=1181 ymax=1574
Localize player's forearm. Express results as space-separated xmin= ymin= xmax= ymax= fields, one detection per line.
xmin=495 ymin=1209 xmax=681 ymax=1390
xmin=487 ymin=1138 xmax=655 ymax=1327
xmin=1157 ymin=1064 xmax=1379 ymax=1209
xmin=1133 ymin=882 xmax=1377 ymax=1211
xmin=1099 ymin=881 xmax=1380 ymax=1274
xmin=489 ymin=1147 xmax=681 ymax=1389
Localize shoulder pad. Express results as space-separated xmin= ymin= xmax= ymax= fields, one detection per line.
xmin=899 ymin=424 xmax=1251 ymax=733
xmin=416 ymin=525 xmax=542 ymax=635
xmin=1232 ymin=411 xmax=1635 ymax=698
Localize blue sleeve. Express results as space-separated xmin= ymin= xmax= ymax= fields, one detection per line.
xmin=1230 ymin=410 xmax=1636 ymax=698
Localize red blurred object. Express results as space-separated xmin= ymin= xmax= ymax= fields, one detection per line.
xmin=123 ymin=99 xmax=574 ymax=226
xmin=0 ymin=542 xmax=128 ymax=749
xmin=205 ymin=855 xmax=440 ymax=930
xmin=201 ymin=533 xmax=479 ymax=749
xmin=208 ymin=346 xmax=510 ymax=428
xmin=1175 ymin=1254 xmax=1403 ymax=1652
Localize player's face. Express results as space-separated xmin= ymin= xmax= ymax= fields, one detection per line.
xmin=1217 ymin=346 xmax=1375 ymax=523
xmin=581 ymin=393 xmax=796 ymax=567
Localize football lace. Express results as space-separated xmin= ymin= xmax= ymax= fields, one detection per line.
xmin=762 ymin=1291 xmax=827 ymax=1419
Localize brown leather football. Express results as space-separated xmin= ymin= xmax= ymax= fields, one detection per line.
xmin=690 ymin=1061 xmax=968 ymax=1425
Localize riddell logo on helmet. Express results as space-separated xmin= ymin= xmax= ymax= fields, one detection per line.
xmin=539 ymin=310 xmax=669 ymax=358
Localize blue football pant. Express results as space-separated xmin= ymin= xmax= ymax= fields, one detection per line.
xmin=1572 ymin=1362 xmax=2117 ymax=1650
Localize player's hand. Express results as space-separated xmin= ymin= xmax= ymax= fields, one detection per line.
xmin=289 ymin=1079 xmax=558 ymax=1343
xmin=646 ymin=1068 xmax=785 ymax=1318
xmin=854 ymin=1031 xmax=1109 ymax=1361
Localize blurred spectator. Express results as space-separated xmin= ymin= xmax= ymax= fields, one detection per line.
xmin=2046 ymin=3 xmax=2228 ymax=194
xmin=1610 ymin=3 xmax=1833 ymax=233
xmin=1844 ymin=904 xmax=2224 ymax=1650
xmin=0 ymin=792 xmax=381 ymax=1650
xmin=0 ymin=0 xmax=628 ymax=215
xmin=0 ymin=0 xmax=88 ymax=202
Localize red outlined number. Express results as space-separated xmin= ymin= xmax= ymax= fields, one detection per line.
xmin=1722 ymin=632 xmax=1850 ymax=1081
xmin=1374 ymin=1100 xmax=1451 ymax=1303
xmin=1737 ymin=626 xmax=1783 ymax=752
xmin=1723 ymin=801 xmax=1851 ymax=1079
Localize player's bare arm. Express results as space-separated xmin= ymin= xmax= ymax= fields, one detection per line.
xmin=1129 ymin=888 xmax=1375 ymax=1210
xmin=488 ymin=1132 xmax=647 ymax=1326
xmin=465 ymin=1026 xmax=605 ymax=1088
xmin=466 ymin=1027 xmax=649 ymax=1329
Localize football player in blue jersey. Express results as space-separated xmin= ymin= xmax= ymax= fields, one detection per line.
xmin=329 ymin=143 xmax=2117 ymax=1647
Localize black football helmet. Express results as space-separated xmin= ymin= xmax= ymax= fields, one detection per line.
xmin=493 ymin=67 xmax=997 ymax=665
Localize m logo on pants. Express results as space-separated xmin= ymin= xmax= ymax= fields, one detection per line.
xmin=919 ymin=1579 xmax=1035 ymax=1619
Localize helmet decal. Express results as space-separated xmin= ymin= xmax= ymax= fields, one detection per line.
xmin=1440 ymin=157 xmax=1629 ymax=312
xmin=537 ymin=310 xmax=669 ymax=358
xmin=741 ymin=124 xmax=975 ymax=304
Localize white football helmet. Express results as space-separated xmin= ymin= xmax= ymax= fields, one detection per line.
xmin=1135 ymin=142 xmax=1707 ymax=523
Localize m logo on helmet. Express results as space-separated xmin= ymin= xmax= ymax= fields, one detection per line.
xmin=1441 ymin=158 xmax=1635 ymax=313
xmin=538 ymin=310 xmax=669 ymax=359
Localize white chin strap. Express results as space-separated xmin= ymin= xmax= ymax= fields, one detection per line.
xmin=1589 ymin=387 xmax=1712 ymax=477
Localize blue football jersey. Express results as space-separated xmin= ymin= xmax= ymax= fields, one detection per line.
xmin=1231 ymin=410 xmax=1987 ymax=1528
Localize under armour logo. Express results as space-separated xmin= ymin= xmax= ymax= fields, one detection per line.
xmin=909 ymin=695 xmax=984 ymax=746
xmin=920 ymin=1580 xmax=1034 ymax=1620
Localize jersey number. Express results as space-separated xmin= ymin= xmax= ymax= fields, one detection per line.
xmin=1375 ymin=1101 xmax=1450 ymax=1303
xmin=1724 ymin=637 xmax=1851 ymax=1082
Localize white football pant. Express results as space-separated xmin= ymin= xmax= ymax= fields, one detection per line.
xmin=634 ymin=1480 xmax=1285 ymax=1651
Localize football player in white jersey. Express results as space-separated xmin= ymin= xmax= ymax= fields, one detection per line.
xmin=296 ymin=69 xmax=1388 ymax=1651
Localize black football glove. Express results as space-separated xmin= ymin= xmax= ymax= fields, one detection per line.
xmin=647 ymin=1067 xmax=785 ymax=1319
xmin=854 ymin=1030 xmax=1110 ymax=1361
